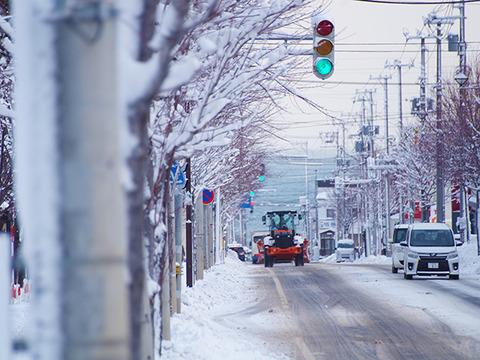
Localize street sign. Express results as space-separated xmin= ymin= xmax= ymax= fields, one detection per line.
xmin=239 ymin=194 xmax=252 ymax=208
xmin=170 ymin=161 xmax=186 ymax=187
xmin=202 ymin=189 xmax=214 ymax=204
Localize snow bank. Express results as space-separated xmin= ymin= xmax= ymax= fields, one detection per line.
xmin=458 ymin=240 xmax=480 ymax=275
xmin=319 ymin=253 xmax=391 ymax=265
xmin=161 ymin=251 xmax=289 ymax=360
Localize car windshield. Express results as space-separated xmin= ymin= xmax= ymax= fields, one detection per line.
xmin=338 ymin=242 xmax=354 ymax=248
xmin=410 ymin=230 xmax=454 ymax=247
xmin=394 ymin=228 xmax=407 ymax=243
xmin=270 ymin=213 xmax=295 ymax=231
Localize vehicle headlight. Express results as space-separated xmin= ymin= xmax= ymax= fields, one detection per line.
xmin=446 ymin=251 xmax=458 ymax=260
xmin=407 ymin=250 xmax=419 ymax=259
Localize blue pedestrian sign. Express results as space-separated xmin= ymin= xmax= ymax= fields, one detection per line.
xmin=170 ymin=161 xmax=186 ymax=187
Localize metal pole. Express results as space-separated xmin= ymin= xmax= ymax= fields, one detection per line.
xmin=185 ymin=159 xmax=193 ymax=287
xmin=174 ymin=192 xmax=183 ymax=312
xmin=0 ymin=235 xmax=10 ymax=360
xmin=458 ymin=0 xmax=469 ymax=241
xmin=435 ymin=22 xmax=445 ymax=223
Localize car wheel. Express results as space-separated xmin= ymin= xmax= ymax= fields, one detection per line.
xmin=449 ymin=274 xmax=459 ymax=280
xmin=404 ymin=273 xmax=413 ymax=280
xmin=392 ymin=265 xmax=398 ymax=274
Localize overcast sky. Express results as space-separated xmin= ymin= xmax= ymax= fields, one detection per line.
xmin=274 ymin=0 xmax=480 ymax=158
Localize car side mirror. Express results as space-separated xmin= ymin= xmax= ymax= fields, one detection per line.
xmin=399 ymin=241 xmax=407 ymax=247
xmin=456 ymin=240 xmax=463 ymax=247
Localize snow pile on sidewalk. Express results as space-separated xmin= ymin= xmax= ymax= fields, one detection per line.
xmin=320 ymin=253 xmax=391 ymax=265
xmin=161 ymin=251 xmax=289 ymax=360
xmin=458 ymin=239 xmax=480 ymax=275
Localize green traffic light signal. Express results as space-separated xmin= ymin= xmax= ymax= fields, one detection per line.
xmin=315 ymin=59 xmax=332 ymax=75
xmin=250 ymin=191 xmax=255 ymax=197
xmin=259 ymin=175 xmax=265 ymax=181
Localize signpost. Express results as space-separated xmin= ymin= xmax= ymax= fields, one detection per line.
xmin=170 ymin=161 xmax=186 ymax=188
xmin=202 ymin=189 xmax=214 ymax=205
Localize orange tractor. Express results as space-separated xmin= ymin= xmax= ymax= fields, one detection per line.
xmin=259 ymin=210 xmax=309 ymax=267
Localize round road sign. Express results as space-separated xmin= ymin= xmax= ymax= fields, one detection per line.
xmin=202 ymin=189 xmax=214 ymax=204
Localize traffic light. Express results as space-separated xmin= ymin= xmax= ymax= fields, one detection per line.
xmin=258 ymin=163 xmax=265 ymax=182
xmin=312 ymin=13 xmax=334 ymax=79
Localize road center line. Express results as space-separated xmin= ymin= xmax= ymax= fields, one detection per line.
xmin=268 ymin=269 xmax=315 ymax=360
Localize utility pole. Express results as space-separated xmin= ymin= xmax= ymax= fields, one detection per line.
xmin=296 ymin=141 xmax=311 ymax=241
xmin=453 ymin=1 xmax=469 ymax=243
xmin=385 ymin=60 xmax=413 ymax=224
xmin=405 ymin=31 xmax=436 ymax=222
xmin=354 ymin=93 xmax=368 ymax=255
xmin=56 ymin=2 xmax=133 ymax=359
xmin=385 ymin=59 xmax=414 ymax=140
xmin=435 ymin=19 xmax=445 ymax=223
xmin=371 ymin=74 xmax=392 ymax=248
xmin=424 ymin=13 xmax=455 ymax=223
xmin=354 ymin=90 xmax=376 ymax=255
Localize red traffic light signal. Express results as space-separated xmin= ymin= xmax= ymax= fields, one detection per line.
xmin=312 ymin=14 xmax=334 ymax=79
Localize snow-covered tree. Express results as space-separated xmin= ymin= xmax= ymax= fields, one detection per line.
xmin=12 ymin=0 xmax=325 ymax=358
xmin=142 ymin=0 xmax=317 ymax=352
xmin=0 ymin=5 xmax=14 ymax=214
xmin=390 ymin=125 xmax=437 ymax=221
xmin=443 ymin=56 xmax=480 ymax=236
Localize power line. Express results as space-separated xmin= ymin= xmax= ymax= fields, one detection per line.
xmin=353 ymin=0 xmax=480 ymax=4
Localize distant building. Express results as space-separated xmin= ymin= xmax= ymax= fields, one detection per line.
xmin=316 ymin=180 xmax=336 ymax=256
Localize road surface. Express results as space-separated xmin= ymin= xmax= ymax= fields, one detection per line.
xmin=246 ymin=262 xmax=480 ymax=360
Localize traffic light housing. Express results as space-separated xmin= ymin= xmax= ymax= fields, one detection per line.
xmin=258 ymin=163 xmax=265 ymax=182
xmin=312 ymin=13 xmax=334 ymax=79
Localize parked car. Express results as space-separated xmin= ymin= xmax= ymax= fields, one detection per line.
xmin=389 ymin=224 xmax=408 ymax=273
xmin=401 ymin=223 xmax=462 ymax=280
xmin=228 ymin=244 xmax=246 ymax=262
xmin=336 ymin=239 xmax=355 ymax=262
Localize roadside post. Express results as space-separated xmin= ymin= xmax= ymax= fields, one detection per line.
xmin=1 ymin=234 xmax=11 ymax=359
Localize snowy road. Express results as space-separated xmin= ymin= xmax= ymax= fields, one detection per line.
xmin=11 ymin=250 xmax=480 ymax=360
xmin=252 ymin=262 xmax=480 ymax=360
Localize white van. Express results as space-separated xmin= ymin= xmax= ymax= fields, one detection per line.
xmin=389 ymin=224 xmax=408 ymax=273
xmin=400 ymin=223 xmax=462 ymax=279
xmin=336 ymin=239 xmax=355 ymax=262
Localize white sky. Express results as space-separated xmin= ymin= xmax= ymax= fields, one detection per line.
xmin=274 ymin=0 xmax=480 ymax=158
